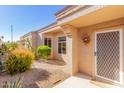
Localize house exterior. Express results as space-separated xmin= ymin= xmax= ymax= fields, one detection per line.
xmin=21 ymin=5 xmax=124 ymax=86
xmin=20 ymin=31 xmax=39 ymax=49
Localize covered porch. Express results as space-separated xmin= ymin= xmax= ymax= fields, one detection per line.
xmin=55 ymin=5 xmax=124 ymax=86
xmin=54 ymin=74 xmax=121 ymax=88
xmin=38 ymin=23 xmax=73 ymax=75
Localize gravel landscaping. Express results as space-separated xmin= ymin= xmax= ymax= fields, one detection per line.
xmin=0 ymin=60 xmax=70 ymax=88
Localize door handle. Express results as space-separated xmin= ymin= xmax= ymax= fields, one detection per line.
xmin=94 ymin=51 xmax=97 ymax=56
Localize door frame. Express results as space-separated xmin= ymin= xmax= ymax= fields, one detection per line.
xmin=94 ymin=29 xmax=123 ymax=84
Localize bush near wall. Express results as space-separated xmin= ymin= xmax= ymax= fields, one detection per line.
xmin=37 ymin=45 xmax=51 ymax=60
xmin=4 ymin=47 xmax=34 ymax=75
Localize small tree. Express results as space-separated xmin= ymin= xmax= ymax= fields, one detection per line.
xmin=25 ymin=38 xmax=33 ymax=50
xmin=37 ymin=45 xmax=51 ymax=60
xmin=25 ymin=38 xmax=39 ymax=60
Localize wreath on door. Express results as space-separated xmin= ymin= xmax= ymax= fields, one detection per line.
xmin=82 ymin=33 xmax=90 ymax=44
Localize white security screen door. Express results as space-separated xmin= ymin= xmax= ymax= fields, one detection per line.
xmin=95 ymin=29 xmax=123 ymax=84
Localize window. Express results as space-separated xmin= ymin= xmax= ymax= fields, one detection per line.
xmin=44 ymin=38 xmax=51 ymax=47
xmin=58 ymin=36 xmax=66 ymax=54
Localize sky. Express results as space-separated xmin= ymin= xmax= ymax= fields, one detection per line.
xmin=0 ymin=5 xmax=65 ymax=42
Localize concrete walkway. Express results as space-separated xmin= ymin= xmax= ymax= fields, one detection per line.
xmin=34 ymin=60 xmax=71 ymax=74
xmin=54 ymin=74 xmax=100 ymax=88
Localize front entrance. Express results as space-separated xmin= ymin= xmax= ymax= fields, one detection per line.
xmin=95 ymin=29 xmax=123 ymax=84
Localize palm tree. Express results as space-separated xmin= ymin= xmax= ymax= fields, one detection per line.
xmin=1 ymin=36 xmax=4 ymax=39
xmin=0 ymin=35 xmax=4 ymax=40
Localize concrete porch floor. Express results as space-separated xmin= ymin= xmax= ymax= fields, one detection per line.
xmin=54 ymin=74 xmax=99 ymax=88
xmin=54 ymin=74 xmax=121 ymax=88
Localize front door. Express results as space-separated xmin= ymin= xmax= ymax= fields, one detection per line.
xmin=95 ymin=29 xmax=123 ymax=84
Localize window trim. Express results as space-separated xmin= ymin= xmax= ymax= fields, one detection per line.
xmin=44 ymin=37 xmax=52 ymax=47
xmin=58 ymin=36 xmax=66 ymax=54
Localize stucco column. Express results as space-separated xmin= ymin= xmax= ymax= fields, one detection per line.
xmin=61 ymin=25 xmax=79 ymax=75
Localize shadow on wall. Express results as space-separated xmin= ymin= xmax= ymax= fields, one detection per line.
xmin=36 ymin=33 xmax=43 ymax=47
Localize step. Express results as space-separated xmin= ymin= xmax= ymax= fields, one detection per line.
xmin=90 ymin=80 xmax=122 ymax=88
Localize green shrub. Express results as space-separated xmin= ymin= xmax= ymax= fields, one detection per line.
xmin=32 ymin=48 xmax=39 ymax=60
xmin=37 ymin=45 xmax=51 ymax=60
xmin=5 ymin=47 xmax=34 ymax=75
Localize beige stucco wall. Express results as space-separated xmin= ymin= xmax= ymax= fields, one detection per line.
xmin=21 ymin=32 xmax=39 ymax=49
xmin=61 ymin=25 xmax=80 ymax=75
xmin=32 ymin=32 xmax=39 ymax=48
xmin=78 ymin=29 xmax=92 ymax=76
xmin=52 ymin=32 xmax=67 ymax=60
xmin=78 ymin=18 xmax=124 ymax=85
xmin=37 ymin=32 xmax=43 ymax=47
xmin=22 ymin=34 xmax=32 ymax=48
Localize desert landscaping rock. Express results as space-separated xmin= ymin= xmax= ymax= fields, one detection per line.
xmin=0 ymin=60 xmax=70 ymax=88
